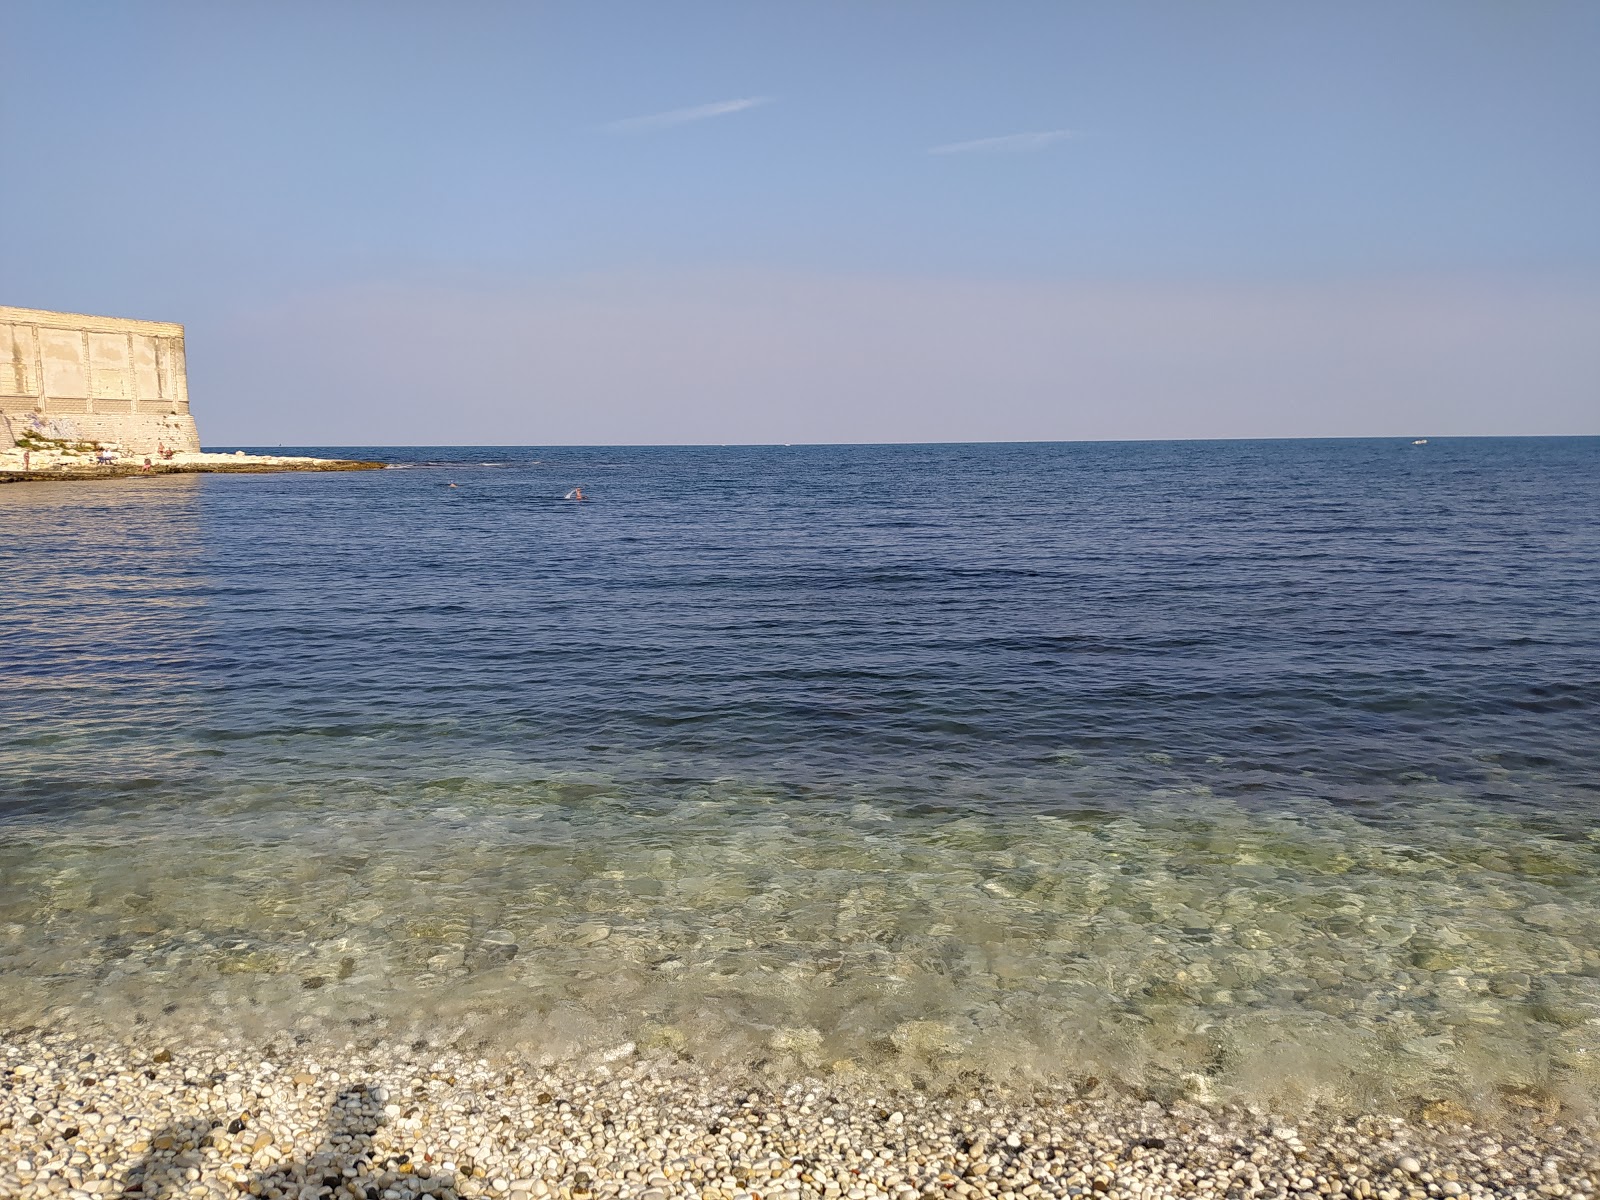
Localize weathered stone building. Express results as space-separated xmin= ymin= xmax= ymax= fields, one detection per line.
xmin=0 ymin=305 xmax=201 ymax=454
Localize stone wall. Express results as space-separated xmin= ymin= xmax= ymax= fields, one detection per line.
xmin=0 ymin=306 xmax=201 ymax=453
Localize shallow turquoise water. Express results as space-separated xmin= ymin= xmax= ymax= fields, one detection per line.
xmin=2 ymin=440 xmax=1598 ymax=1111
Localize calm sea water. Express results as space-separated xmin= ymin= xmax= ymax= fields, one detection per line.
xmin=2 ymin=439 xmax=1598 ymax=1112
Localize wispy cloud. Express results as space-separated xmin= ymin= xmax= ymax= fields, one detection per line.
xmin=928 ymin=129 xmax=1078 ymax=155
xmin=607 ymin=96 xmax=772 ymax=133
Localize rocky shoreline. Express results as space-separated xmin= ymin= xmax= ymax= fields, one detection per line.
xmin=0 ymin=452 xmax=384 ymax=484
xmin=2 ymin=1032 xmax=1595 ymax=1200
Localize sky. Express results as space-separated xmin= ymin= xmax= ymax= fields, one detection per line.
xmin=3 ymin=1 xmax=1597 ymax=445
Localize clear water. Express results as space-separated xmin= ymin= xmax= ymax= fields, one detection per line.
xmin=2 ymin=439 xmax=1598 ymax=1113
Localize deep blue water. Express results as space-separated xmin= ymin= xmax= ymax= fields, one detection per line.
xmin=2 ymin=438 xmax=1598 ymax=1110
xmin=9 ymin=438 xmax=1599 ymax=808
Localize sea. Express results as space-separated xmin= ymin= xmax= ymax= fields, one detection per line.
xmin=2 ymin=438 xmax=1597 ymax=1114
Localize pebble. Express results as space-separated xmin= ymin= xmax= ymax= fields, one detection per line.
xmin=1 ymin=1031 xmax=1595 ymax=1200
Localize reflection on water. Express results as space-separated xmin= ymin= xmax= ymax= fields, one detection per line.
xmin=0 ymin=476 xmax=206 ymax=786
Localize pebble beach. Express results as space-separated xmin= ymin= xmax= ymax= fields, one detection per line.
xmin=2 ymin=1032 xmax=1596 ymax=1200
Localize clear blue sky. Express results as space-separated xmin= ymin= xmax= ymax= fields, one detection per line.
xmin=4 ymin=2 xmax=1596 ymax=444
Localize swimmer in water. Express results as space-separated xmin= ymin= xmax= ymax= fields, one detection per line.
xmin=565 ymin=487 xmax=585 ymax=501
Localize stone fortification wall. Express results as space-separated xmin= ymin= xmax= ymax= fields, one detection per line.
xmin=0 ymin=306 xmax=201 ymax=454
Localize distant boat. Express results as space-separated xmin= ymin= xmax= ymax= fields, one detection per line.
xmin=1412 ymin=438 xmax=1428 ymax=445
